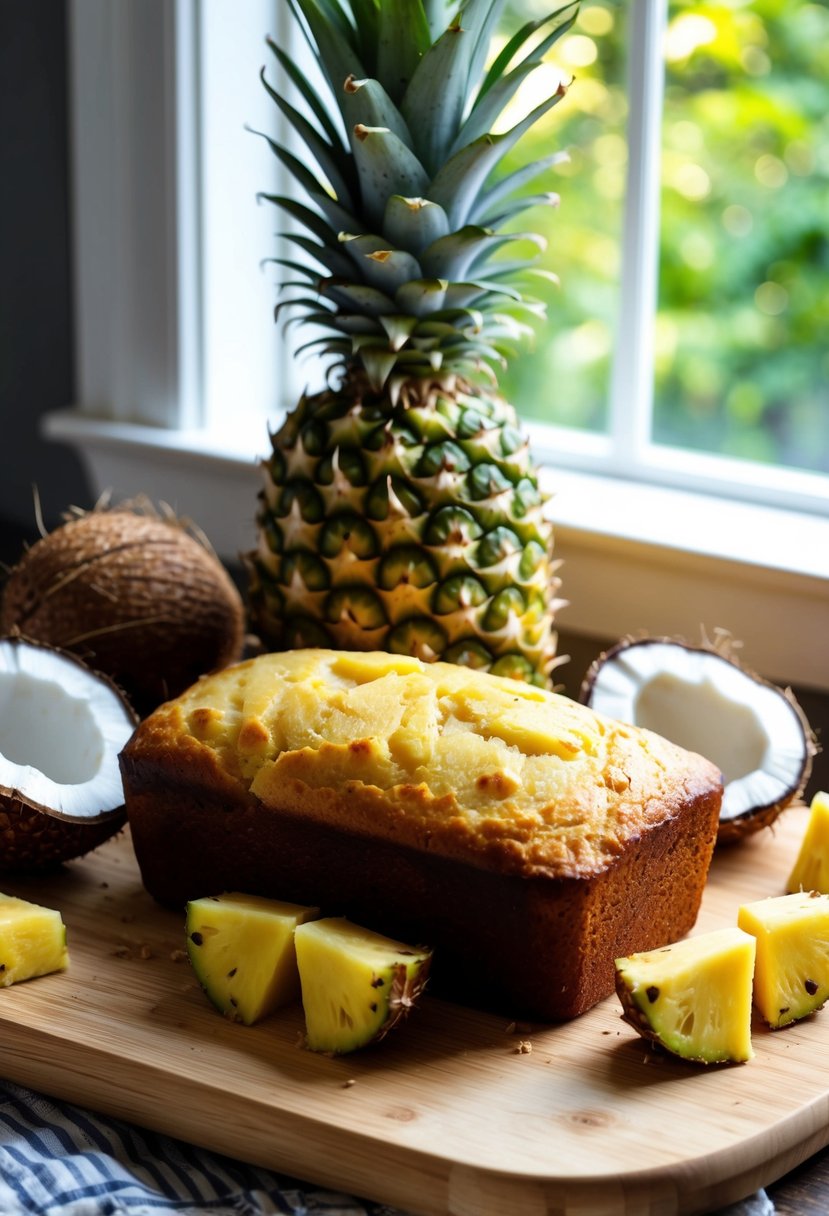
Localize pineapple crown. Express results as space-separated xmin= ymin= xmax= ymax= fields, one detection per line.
xmin=261 ymin=0 xmax=578 ymax=396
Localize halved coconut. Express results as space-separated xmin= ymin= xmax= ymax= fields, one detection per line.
xmin=581 ymin=636 xmax=815 ymax=843
xmin=0 ymin=635 xmax=137 ymax=870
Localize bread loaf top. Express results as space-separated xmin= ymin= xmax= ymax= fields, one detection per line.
xmin=125 ymin=649 xmax=722 ymax=881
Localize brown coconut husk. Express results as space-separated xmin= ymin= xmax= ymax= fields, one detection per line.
xmin=0 ymin=496 xmax=246 ymax=716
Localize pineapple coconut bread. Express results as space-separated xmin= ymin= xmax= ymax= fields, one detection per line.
xmin=121 ymin=649 xmax=723 ymax=1022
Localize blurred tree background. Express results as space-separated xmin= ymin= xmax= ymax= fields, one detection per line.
xmin=498 ymin=0 xmax=829 ymax=476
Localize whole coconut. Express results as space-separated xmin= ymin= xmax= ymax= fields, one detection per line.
xmin=1 ymin=503 xmax=246 ymax=715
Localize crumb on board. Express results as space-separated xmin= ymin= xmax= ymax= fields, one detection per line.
xmin=342 ymin=1078 xmax=356 ymax=1088
xmin=170 ymin=949 xmax=188 ymax=963
xmin=514 ymin=1040 xmax=533 ymax=1055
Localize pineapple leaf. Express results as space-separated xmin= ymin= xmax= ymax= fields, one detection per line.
xmin=383 ymin=196 xmax=451 ymax=257
xmin=260 ymin=257 xmax=322 ymax=284
xmin=420 ymin=226 xmax=540 ymax=280
xmin=477 ymin=2 xmax=579 ymax=105
xmin=275 ymin=233 xmax=355 ymax=277
xmin=357 ymin=346 xmax=400 ymax=390
xmin=322 ymin=280 xmax=397 ymax=314
xmin=287 ymin=0 xmax=365 ymax=102
xmin=399 ymin=16 xmax=477 ymax=177
xmin=481 ymin=192 xmax=560 ymax=229
xmin=275 ymin=295 xmax=335 ymax=324
xmin=351 ymin=126 xmax=430 ymax=229
xmin=342 ymin=76 xmax=414 ymax=147
xmin=347 ymin=0 xmax=381 ymax=71
xmin=376 ymin=0 xmax=433 ymax=105
xmin=461 ymin=0 xmax=508 ymax=102
xmin=474 ymin=151 xmax=568 ymax=219
xmin=362 ymin=249 xmax=426 ymax=295
xmin=441 ymin=279 xmax=522 ymax=306
xmin=380 ymin=315 xmax=419 ymax=350
xmin=428 ymin=88 xmax=568 ymax=228
xmin=294 ymin=334 xmax=351 ymax=359
xmin=259 ymin=194 xmax=353 ymax=249
xmin=254 ymin=132 xmax=362 ymax=233
xmin=455 ymin=2 xmax=577 ymax=155
xmin=422 ymin=0 xmax=453 ymax=40
xmin=265 ymin=36 xmax=346 ymax=155
xmin=260 ymin=70 xmax=356 ymax=207
xmin=340 ymin=232 xmax=388 ymax=257
xmin=328 ymin=314 xmax=385 ymax=335
xmin=395 ymin=279 xmax=449 ymax=317
xmin=261 ymin=195 xmax=343 ymax=247
xmin=341 ymin=235 xmax=424 ymax=293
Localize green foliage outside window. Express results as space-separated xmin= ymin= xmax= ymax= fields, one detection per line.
xmin=499 ymin=0 xmax=829 ymax=476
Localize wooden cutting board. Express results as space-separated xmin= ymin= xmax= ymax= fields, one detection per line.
xmin=1 ymin=805 xmax=827 ymax=1216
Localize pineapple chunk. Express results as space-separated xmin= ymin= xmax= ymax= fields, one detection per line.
xmin=615 ymin=928 xmax=755 ymax=1064
xmin=738 ymin=891 xmax=829 ymax=1028
xmin=0 ymin=893 xmax=68 ymax=986
xmin=330 ymin=653 xmax=424 ymax=683
xmin=295 ymin=917 xmax=431 ymax=1054
xmin=787 ymin=791 xmax=829 ymax=894
xmin=186 ymin=894 xmax=319 ymax=1025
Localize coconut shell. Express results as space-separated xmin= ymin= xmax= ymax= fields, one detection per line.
xmin=0 ymin=795 xmax=126 ymax=872
xmin=0 ymin=509 xmax=246 ymax=716
xmin=581 ymin=632 xmax=816 ymax=846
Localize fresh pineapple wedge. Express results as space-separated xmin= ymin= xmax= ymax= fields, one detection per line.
xmin=186 ymin=894 xmax=319 ymax=1025
xmin=615 ymin=928 xmax=755 ymax=1064
xmin=738 ymin=891 xmax=829 ymax=1028
xmin=295 ymin=918 xmax=431 ymax=1055
xmin=787 ymin=791 xmax=829 ymax=894
xmin=0 ymin=893 xmax=68 ymax=985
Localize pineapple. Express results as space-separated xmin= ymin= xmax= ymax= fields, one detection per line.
xmin=247 ymin=0 xmax=578 ymax=686
xmin=738 ymin=892 xmax=829 ymax=1029
xmin=295 ymin=917 xmax=432 ymax=1054
xmin=0 ymin=893 xmax=68 ymax=986
xmin=186 ymin=893 xmax=319 ymax=1024
xmin=614 ymin=929 xmax=756 ymax=1065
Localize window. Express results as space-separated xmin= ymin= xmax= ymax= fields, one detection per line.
xmin=500 ymin=0 xmax=829 ymax=514
xmin=51 ymin=0 xmax=828 ymax=689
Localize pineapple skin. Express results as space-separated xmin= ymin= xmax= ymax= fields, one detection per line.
xmin=249 ymin=375 xmax=562 ymax=685
xmin=186 ymin=893 xmax=319 ymax=1025
xmin=294 ymin=916 xmax=432 ymax=1054
xmin=615 ymin=928 xmax=756 ymax=1065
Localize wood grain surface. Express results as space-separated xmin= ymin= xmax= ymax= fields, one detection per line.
xmin=0 ymin=805 xmax=827 ymax=1216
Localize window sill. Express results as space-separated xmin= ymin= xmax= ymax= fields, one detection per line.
xmin=43 ymin=409 xmax=829 ymax=692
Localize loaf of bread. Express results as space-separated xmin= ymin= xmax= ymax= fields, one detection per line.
xmin=120 ymin=649 xmax=723 ymax=1020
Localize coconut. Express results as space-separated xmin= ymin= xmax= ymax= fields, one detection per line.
xmin=0 ymin=635 xmax=137 ymax=870
xmin=0 ymin=502 xmax=246 ymax=716
xmin=581 ymin=633 xmax=816 ymax=844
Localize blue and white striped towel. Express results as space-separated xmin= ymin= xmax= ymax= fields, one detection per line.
xmin=0 ymin=1079 xmax=775 ymax=1216
xmin=0 ymin=1081 xmax=407 ymax=1216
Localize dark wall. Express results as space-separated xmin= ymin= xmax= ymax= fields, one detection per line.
xmin=0 ymin=0 xmax=91 ymax=559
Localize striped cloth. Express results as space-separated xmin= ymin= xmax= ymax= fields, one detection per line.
xmin=0 ymin=1081 xmax=406 ymax=1216
xmin=0 ymin=1080 xmax=774 ymax=1216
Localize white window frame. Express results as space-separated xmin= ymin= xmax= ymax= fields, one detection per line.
xmin=46 ymin=0 xmax=829 ymax=691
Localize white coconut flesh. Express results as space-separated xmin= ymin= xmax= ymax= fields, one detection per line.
xmin=584 ymin=641 xmax=810 ymax=825
xmin=0 ymin=639 xmax=135 ymax=822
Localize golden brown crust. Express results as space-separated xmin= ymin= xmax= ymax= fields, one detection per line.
xmin=122 ymin=650 xmax=721 ymax=881
xmin=120 ymin=648 xmax=723 ymax=1020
